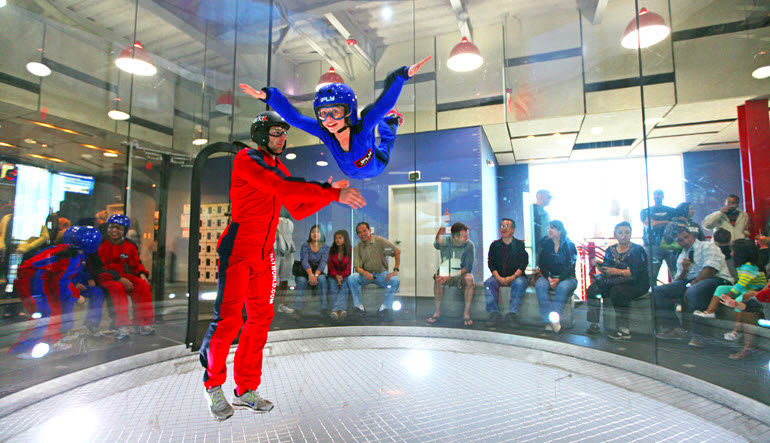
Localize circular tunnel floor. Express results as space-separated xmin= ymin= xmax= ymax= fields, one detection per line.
xmin=0 ymin=334 xmax=758 ymax=442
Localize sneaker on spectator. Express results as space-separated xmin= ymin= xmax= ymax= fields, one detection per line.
xmin=51 ymin=340 xmax=73 ymax=352
xmin=60 ymin=331 xmax=81 ymax=343
xmin=232 ymin=389 xmax=274 ymax=413
xmin=655 ymin=327 xmax=687 ymax=340
xmin=608 ymin=330 xmax=631 ymax=340
xmin=85 ymin=325 xmax=102 ymax=337
xmin=688 ymin=337 xmax=704 ymax=348
xmin=545 ymin=323 xmax=553 ymax=332
xmin=550 ymin=322 xmax=561 ymax=333
xmin=115 ymin=326 xmax=132 ymax=342
xmin=586 ymin=323 xmax=600 ymax=335
xmin=277 ymin=304 xmax=295 ymax=314
xmin=205 ymin=385 xmax=234 ymax=421
xmin=330 ymin=310 xmax=340 ymax=322
xmin=139 ymin=325 xmax=155 ymax=336
xmin=488 ymin=311 xmax=502 ymax=325
xmin=504 ymin=312 xmax=519 ymax=328
xmin=693 ymin=310 xmax=715 ymax=319
xmin=353 ymin=307 xmax=366 ymax=320
xmin=339 ymin=310 xmax=347 ymax=322
xmin=378 ymin=309 xmax=393 ymax=322
xmin=723 ymin=331 xmax=742 ymax=341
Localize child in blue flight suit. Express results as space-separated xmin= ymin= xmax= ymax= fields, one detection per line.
xmin=239 ymin=56 xmax=430 ymax=180
xmin=10 ymin=226 xmax=102 ymax=357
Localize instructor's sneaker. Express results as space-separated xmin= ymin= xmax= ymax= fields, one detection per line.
xmin=232 ymin=389 xmax=274 ymax=413
xmin=205 ymin=386 xmax=234 ymax=421
xmin=138 ymin=325 xmax=155 ymax=336
xmin=115 ymin=326 xmax=132 ymax=342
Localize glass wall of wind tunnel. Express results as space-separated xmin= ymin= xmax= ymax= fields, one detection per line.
xmin=265 ymin=1 xmax=421 ymax=325
xmin=643 ymin=1 xmax=770 ymax=404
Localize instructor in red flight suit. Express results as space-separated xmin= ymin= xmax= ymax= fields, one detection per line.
xmin=200 ymin=111 xmax=366 ymax=421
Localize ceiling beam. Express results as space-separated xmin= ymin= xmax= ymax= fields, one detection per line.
xmin=576 ymin=0 xmax=609 ymax=25
xmin=323 ymin=12 xmax=376 ymax=69
xmin=449 ymin=0 xmax=472 ymax=40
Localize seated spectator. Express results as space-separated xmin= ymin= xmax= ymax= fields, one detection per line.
xmin=703 ymin=194 xmax=750 ymax=240
xmin=720 ymin=281 xmax=770 ymax=359
xmin=712 ymin=228 xmax=736 ymax=279
xmin=293 ymin=225 xmax=329 ymax=318
xmin=654 ymin=225 xmax=734 ymax=347
xmin=98 ymin=214 xmax=155 ymax=335
xmin=533 ymin=220 xmax=578 ymax=333
xmin=427 ymin=221 xmax=475 ymax=327
xmin=348 ymin=222 xmax=400 ymax=322
xmin=694 ymin=239 xmax=766 ymax=359
xmin=661 ymin=202 xmax=705 ymax=248
xmin=484 ymin=218 xmax=528 ymax=327
xmin=327 ymin=230 xmax=352 ymax=323
xmin=586 ymin=222 xmax=649 ymax=340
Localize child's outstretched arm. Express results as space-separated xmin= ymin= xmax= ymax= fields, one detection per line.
xmin=240 ymin=83 xmax=325 ymax=138
xmin=361 ymin=56 xmax=431 ymax=132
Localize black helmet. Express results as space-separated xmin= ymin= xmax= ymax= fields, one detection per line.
xmin=250 ymin=111 xmax=290 ymax=147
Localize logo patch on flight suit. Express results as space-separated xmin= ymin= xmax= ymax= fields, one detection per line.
xmin=354 ymin=148 xmax=373 ymax=168
xmin=120 ymin=253 xmax=129 ymax=259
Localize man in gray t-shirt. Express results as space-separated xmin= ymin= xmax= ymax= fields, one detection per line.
xmin=427 ymin=221 xmax=475 ymax=326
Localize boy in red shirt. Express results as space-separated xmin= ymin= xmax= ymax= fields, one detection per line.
xmin=98 ymin=214 xmax=154 ymax=335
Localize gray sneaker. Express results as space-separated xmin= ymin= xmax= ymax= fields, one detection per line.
xmin=655 ymin=327 xmax=687 ymax=340
xmin=205 ymin=386 xmax=234 ymax=421
xmin=232 ymin=389 xmax=274 ymax=413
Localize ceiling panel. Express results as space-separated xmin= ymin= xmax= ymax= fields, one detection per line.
xmin=512 ymin=133 xmax=575 ymax=160
xmin=628 ymin=133 xmax=714 ymax=157
xmin=507 ymin=115 xmax=583 ymax=138
xmin=570 ymin=146 xmax=634 ymax=161
xmin=482 ymin=124 xmax=512 ymax=153
xmin=495 ymin=152 xmax=515 ymax=165
xmin=649 ymin=121 xmax=733 ymax=138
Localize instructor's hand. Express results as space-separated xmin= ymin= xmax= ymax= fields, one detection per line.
xmin=119 ymin=276 xmax=133 ymax=291
xmin=239 ymin=83 xmax=266 ymax=100
xmin=338 ymin=188 xmax=366 ymax=209
xmin=328 ymin=176 xmax=349 ymax=189
xmin=408 ymin=56 xmax=431 ymax=78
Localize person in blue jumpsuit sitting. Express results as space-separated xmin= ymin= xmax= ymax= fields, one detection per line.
xmin=239 ymin=56 xmax=430 ymax=180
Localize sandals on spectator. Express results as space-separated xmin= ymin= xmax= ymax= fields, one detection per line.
xmin=463 ymin=317 xmax=473 ymax=327
xmin=729 ymin=348 xmax=753 ymax=360
xmin=426 ymin=314 xmax=440 ymax=325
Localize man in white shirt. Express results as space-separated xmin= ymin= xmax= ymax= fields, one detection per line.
xmin=703 ymin=194 xmax=750 ymax=240
xmin=653 ymin=225 xmax=733 ymax=347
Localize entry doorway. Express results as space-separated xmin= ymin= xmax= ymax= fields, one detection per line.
xmin=388 ymin=182 xmax=441 ymax=298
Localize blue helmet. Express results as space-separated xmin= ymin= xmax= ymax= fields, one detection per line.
xmin=62 ymin=226 xmax=78 ymax=244
xmin=107 ymin=214 xmax=130 ymax=231
xmin=70 ymin=226 xmax=102 ymax=254
xmin=313 ymin=83 xmax=358 ymax=126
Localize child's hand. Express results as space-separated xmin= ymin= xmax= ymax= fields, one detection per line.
xmin=408 ymin=56 xmax=431 ymax=77
xmin=239 ymin=83 xmax=266 ymax=100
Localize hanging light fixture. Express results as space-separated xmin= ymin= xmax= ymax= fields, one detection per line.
xmin=115 ymin=41 xmax=157 ymax=76
xmin=316 ymin=67 xmax=344 ymax=91
xmin=26 ymin=23 xmax=51 ymax=77
xmin=447 ymin=37 xmax=483 ymax=72
xmin=751 ymin=50 xmax=770 ymax=79
xmin=621 ymin=7 xmax=670 ymax=49
xmin=108 ymin=97 xmax=130 ymax=120
xmin=192 ymin=128 xmax=208 ymax=145
xmin=215 ymin=90 xmax=233 ymax=114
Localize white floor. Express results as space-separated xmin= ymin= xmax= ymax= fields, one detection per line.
xmin=0 ymin=335 xmax=761 ymax=442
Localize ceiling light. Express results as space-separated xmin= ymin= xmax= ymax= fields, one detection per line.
xmin=215 ymin=90 xmax=233 ymax=114
xmin=103 ymin=152 xmax=119 ymax=158
xmin=115 ymin=41 xmax=157 ymax=76
xmin=316 ymin=67 xmax=344 ymax=91
xmin=553 ymin=132 xmax=562 ymax=137
xmin=26 ymin=62 xmax=51 ymax=77
xmin=28 ymin=153 xmax=66 ymax=163
xmin=285 ymin=153 xmax=297 ymax=160
xmin=447 ymin=37 xmax=483 ymax=72
xmin=0 ymin=0 xmax=7 ymax=8
xmin=31 ymin=121 xmax=81 ymax=135
xmin=621 ymin=8 xmax=670 ymax=49
xmin=24 ymin=138 xmax=36 ymax=144
xmin=381 ymin=6 xmax=393 ymax=20
xmin=81 ymin=144 xmax=120 ymax=156
xmin=752 ymin=50 xmax=770 ymax=79
xmin=192 ymin=128 xmax=208 ymax=146
xmin=526 ymin=135 xmax=535 ymax=139
xmin=0 ymin=142 xmax=16 ymax=148
xmin=108 ymin=109 xmax=130 ymax=120
xmin=591 ymin=127 xmax=603 ymax=134
xmin=81 ymin=153 xmax=93 ymax=159
xmin=316 ymin=160 xmax=328 ymax=166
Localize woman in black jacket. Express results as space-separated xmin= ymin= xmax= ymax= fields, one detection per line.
xmin=585 ymin=221 xmax=649 ymax=340
xmin=534 ymin=220 xmax=577 ymax=333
